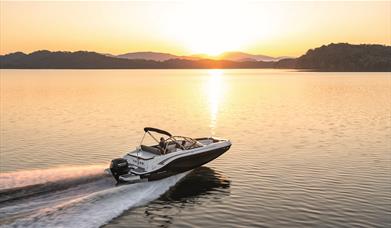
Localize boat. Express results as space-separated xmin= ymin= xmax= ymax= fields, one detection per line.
xmin=107 ymin=127 xmax=231 ymax=183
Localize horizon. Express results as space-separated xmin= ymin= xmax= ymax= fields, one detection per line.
xmin=1 ymin=42 xmax=390 ymax=60
xmin=0 ymin=48 xmax=293 ymax=58
xmin=1 ymin=1 xmax=390 ymax=56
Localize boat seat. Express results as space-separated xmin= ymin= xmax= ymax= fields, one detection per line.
xmin=140 ymin=145 xmax=161 ymax=155
xmin=165 ymin=144 xmax=177 ymax=153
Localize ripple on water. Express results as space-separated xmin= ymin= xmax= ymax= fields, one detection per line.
xmin=1 ymin=70 xmax=390 ymax=227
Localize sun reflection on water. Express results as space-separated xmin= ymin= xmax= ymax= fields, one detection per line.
xmin=205 ymin=70 xmax=225 ymax=135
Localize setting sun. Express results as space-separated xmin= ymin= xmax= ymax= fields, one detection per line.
xmin=164 ymin=1 xmax=267 ymax=55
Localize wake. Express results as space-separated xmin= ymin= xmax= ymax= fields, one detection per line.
xmin=0 ymin=166 xmax=189 ymax=228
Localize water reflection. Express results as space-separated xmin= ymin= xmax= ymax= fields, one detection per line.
xmin=159 ymin=166 xmax=230 ymax=202
xmin=205 ymin=70 xmax=225 ymax=135
xmin=106 ymin=167 xmax=230 ymax=228
xmin=144 ymin=167 xmax=230 ymax=227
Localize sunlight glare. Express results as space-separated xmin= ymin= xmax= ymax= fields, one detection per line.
xmin=205 ymin=69 xmax=225 ymax=135
xmin=166 ymin=1 xmax=269 ymax=55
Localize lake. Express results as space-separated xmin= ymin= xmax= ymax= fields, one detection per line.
xmin=0 ymin=69 xmax=390 ymax=227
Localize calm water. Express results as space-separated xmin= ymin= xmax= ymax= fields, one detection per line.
xmin=0 ymin=69 xmax=390 ymax=227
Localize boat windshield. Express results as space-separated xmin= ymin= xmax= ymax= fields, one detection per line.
xmin=139 ymin=128 xmax=203 ymax=155
xmin=165 ymin=136 xmax=203 ymax=150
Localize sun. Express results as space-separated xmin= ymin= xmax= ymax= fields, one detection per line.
xmin=165 ymin=1 xmax=268 ymax=56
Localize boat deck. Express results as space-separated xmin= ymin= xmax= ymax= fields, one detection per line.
xmin=128 ymin=150 xmax=156 ymax=160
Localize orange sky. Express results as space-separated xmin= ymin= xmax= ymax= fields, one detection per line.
xmin=0 ymin=0 xmax=390 ymax=57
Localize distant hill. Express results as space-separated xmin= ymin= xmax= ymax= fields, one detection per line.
xmin=216 ymin=52 xmax=285 ymax=62
xmin=116 ymin=52 xmax=178 ymax=61
xmin=0 ymin=50 xmax=275 ymax=69
xmin=190 ymin=52 xmax=285 ymax=62
xmin=296 ymin=43 xmax=391 ymax=71
xmin=1 ymin=43 xmax=390 ymax=71
xmin=112 ymin=51 xmax=284 ymax=62
xmin=0 ymin=50 xmax=162 ymax=69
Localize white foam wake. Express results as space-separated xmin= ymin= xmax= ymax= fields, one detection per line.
xmin=0 ymin=165 xmax=107 ymax=190
xmin=0 ymin=171 xmax=189 ymax=228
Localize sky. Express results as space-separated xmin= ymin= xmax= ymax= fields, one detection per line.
xmin=0 ymin=0 xmax=390 ymax=57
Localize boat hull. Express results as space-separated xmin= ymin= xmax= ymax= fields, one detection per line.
xmin=139 ymin=144 xmax=231 ymax=181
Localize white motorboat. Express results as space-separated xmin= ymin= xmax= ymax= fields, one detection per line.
xmin=108 ymin=127 xmax=231 ymax=183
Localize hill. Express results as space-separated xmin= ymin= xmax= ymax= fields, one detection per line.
xmin=116 ymin=52 xmax=178 ymax=61
xmin=216 ymin=52 xmax=285 ymax=62
xmin=112 ymin=51 xmax=284 ymax=62
xmin=0 ymin=50 xmax=161 ymax=69
xmin=0 ymin=50 xmax=275 ymax=69
xmin=1 ymin=43 xmax=390 ymax=71
xmin=296 ymin=43 xmax=391 ymax=71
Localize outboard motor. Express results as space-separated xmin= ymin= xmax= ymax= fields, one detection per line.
xmin=110 ymin=158 xmax=130 ymax=181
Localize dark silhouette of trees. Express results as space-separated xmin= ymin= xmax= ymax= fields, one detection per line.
xmin=296 ymin=43 xmax=391 ymax=71
xmin=0 ymin=50 xmax=274 ymax=69
xmin=1 ymin=43 xmax=390 ymax=71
